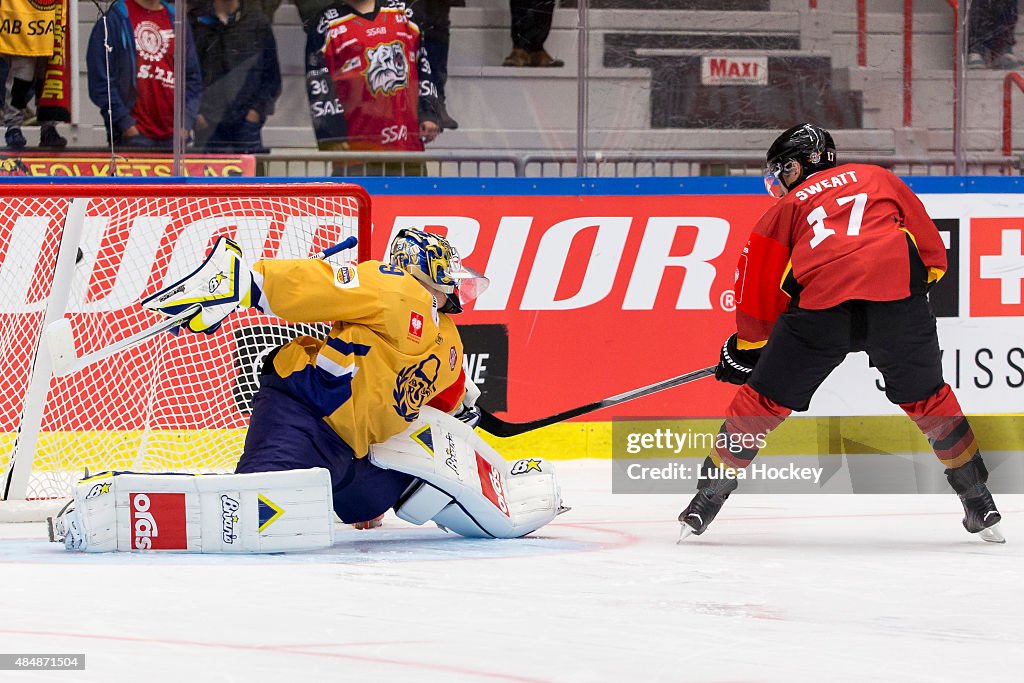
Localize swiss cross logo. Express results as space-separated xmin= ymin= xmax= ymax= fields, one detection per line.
xmin=476 ymin=453 xmax=510 ymax=516
xmin=970 ymin=218 xmax=1024 ymax=316
xmin=408 ymin=311 xmax=424 ymax=338
xmin=130 ymin=493 xmax=188 ymax=550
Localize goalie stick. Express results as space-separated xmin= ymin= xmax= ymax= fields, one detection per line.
xmin=44 ymin=236 xmax=360 ymax=376
xmin=476 ymin=365 xmax=717 ymax=437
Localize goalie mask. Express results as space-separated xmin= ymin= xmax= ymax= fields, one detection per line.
xmin=389 ymin=229 xmax=489 ymax=313
xmin=763 ymin=123 xmax=836 ymax=198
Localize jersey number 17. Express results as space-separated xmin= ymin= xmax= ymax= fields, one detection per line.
xmin=807 ymin=192 xmax=868 ymax=249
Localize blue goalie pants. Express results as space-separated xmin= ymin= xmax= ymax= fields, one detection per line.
xmin=235 ymin=374 xmax=415 ymax=524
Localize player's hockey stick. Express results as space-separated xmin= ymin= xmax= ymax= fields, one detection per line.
xmin=477 ymin=365 xmax=717 ymax=438
xmin=45 ymin=236 xmax=360 ymax=377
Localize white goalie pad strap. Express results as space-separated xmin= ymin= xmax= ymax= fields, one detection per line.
xmin=60 ymin=469 xmax=334 ymax=553
xmin=462 ymin=376 xmax=481 ymax=409
xmin=369 ymin=407 xmax=561 ymax=538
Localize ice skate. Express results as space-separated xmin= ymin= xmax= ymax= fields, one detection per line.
xmin=946 ymin=455 xmax=1005 ymax=544
xmin=351 ymin=513 xmax=385 ymax=530
xmin=958 ymin=486 xmax=1004 ymax=543
xmin=678 ymin=457 xmax=739 ymax=542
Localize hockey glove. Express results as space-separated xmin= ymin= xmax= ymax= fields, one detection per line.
xmin=142 ymin=237 xmax=254 ymax=334
xmin=715 ymin=333 xmax=761 ymax=385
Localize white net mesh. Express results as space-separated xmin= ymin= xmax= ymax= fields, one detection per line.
xmin=0 ymin=184 xmax=367 ymax=501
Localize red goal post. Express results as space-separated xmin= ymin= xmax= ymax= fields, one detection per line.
xmin=0 ymin=182 xmax=371 ymax=520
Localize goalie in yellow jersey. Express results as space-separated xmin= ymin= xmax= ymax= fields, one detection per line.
xmin=142 ymin=229 xmax=540 ymax=532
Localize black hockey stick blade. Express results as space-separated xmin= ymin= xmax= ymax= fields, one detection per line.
xmin=477 ymin=365 xmax=717 ymax=438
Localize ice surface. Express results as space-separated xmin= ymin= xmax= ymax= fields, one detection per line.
xmin=2 ymin=460 xmax=1022 ymax=682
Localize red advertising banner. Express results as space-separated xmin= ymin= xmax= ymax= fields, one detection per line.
xmin=0 ymin=191 xmax=769 ymax=434
xmin=368 ymin=194 xmax=775 ymax=420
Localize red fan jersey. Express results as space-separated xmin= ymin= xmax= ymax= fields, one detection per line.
xmin=734 ymin=163 xmax=947 ymax=347
xmin=305 ymin=1 xmax=440 ymax=151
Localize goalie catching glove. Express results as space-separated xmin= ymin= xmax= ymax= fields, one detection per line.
xmin=141 ymin=237 xmax=255 ymax=333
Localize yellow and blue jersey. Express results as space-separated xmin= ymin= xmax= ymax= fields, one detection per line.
xmin=251 ymin=259 xmax=465 ymax=458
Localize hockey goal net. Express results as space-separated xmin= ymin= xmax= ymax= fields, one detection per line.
xmin=0 ymin=183 xmax=370 ymax=518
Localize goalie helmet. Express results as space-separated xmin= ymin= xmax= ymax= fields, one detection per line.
xmin=763 ymin=123 xmax=836 ymax=198
xmin=388 ymin=229 xmax=489 ymax=314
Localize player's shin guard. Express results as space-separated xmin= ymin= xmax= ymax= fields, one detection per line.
xmin=713 ymin=384 xmax=791 ymax=470
xmin=901 ymin=385 xmax=1003 ymax=542
xmin=900 ymin=384 xmax=979 ymax=469
xmin=946 ymin=455 xmax=1005 ymax=543
xmin=678 ymin=456 xmax=739 ymax=540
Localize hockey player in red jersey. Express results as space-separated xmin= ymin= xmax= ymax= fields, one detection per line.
xmin=305 ymin=0 xmax=441 ymax=154
xmin=678 ymin=123 xmax=1005 ymax=543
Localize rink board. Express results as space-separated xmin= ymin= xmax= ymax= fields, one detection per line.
xmin=359 ymin=177 xmax=1024 ymax=421
xmin=2 ymin=413 xmax=1022 ymax=472
xmin=5 ymin=177 xmax=1024 ymax=470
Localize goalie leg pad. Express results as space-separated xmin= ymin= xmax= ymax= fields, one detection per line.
xmin=54 ymin=468 xmax=335 ymax=553
xmin=370 ymin=407 xmax=563 ymax=538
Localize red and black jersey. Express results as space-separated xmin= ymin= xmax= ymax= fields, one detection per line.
xmin=734 ymin=163 xmax=947 ymax=348
xmin=305 ymin=0 xmax=440 ymax=150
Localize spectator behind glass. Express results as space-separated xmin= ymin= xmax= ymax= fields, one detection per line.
xmin=408 ymin=0 xmax=458 ymax=130
xmin=967 ymin=0 xmax=1022 ymax=69
xmin=244 ymin=0 xmax=282 ymax=22
xmin=503 ymin=0 xmax=562 ymax=68
xmin=294 ymin=0 xmax=339 ymax=29
xmin=190 ymin=0 xmax=282 ymax=153
xmin=305 ymin=0 xmax=441 ymax=175
xmin=87 ymin=0 xmax=202 ymax=148
xmin=0 ymin=0 xmax=69 ymax=151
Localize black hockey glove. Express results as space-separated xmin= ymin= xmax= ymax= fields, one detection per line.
xmin=715 ymin=334 xmax=761 ymax=385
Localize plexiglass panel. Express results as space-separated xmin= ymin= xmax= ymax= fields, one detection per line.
xmin=0 ymin=1 xmax=1020 ymax=177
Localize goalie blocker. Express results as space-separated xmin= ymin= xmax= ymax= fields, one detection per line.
xmin=53 ymin=409 xmax=563 ymax=551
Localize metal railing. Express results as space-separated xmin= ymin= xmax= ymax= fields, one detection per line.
xmin=253 ymin=151 xmax=1022 ymax=179
xmin=255 ymin=151 xmax=526 ymax=179
xmin=1004 ymin=73 xmax=1024 ymax=156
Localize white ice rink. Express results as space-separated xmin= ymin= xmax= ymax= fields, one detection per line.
xmin=2 ymin=460 xmax=1022 ymax=682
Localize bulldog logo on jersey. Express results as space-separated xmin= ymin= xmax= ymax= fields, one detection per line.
xmin=393 ymin=355 xmax=441 ymax=422
xmin=363 ymin=40 xmax=409 ymax=96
